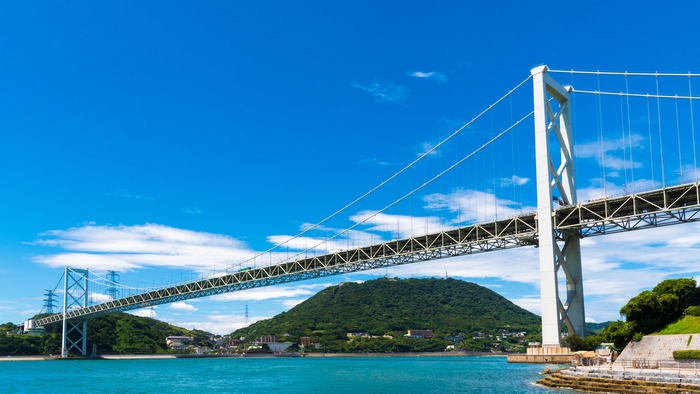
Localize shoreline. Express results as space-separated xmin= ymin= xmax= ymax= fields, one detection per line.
xmin=0 ymin=351 xmax=506 ymax=361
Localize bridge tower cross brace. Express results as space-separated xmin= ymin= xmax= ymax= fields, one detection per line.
xmin=61 ymin=267 xmax=89 ymax=358
xmin=531 ymin=65 xmax=586 ymax=348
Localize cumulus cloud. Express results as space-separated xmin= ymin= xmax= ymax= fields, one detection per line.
xmin=407 ymin=71 xmax=448 ymax=82
xmin=350 ymin=80 xmax=408 ymax=105
xmin=130 ymin=309 xmax=156 ymax=318
xmin=170 ymin=302 xmax=198 ymax=311
xmin=89 ymin=292 xmax=112 ymax=303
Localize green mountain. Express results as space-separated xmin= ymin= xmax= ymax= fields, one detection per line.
xmin=585 ymin=321 xmax=612 ymax=335
xmin=233 ymin=277 xmax=541 ymax=352
xmin=0 ymin=312 xmax=214 ymax=356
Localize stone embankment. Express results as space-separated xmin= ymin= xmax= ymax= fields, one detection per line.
xmin=618 ymin=335 xmax=700 ymax=361
xmin=538 ymin=369 xmax=700 ymax=393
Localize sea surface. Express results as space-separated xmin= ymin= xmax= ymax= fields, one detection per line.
xmin=0 ymin=355 xmax=576 ymax=393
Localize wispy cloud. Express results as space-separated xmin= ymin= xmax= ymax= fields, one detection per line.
xmin=500 ymin=175 xmax=530 ymax=187
xmin=357 ymin=158 xmax=392 ymax=167
xmin=576 ymin=135 xmax=644 ymax=171
xmin=407 ymin=71 xmax=447 ymax=82
xmin=105 ymin=189 xmax=152 ymax=201
xmin=423 ymin=189 xmax=536 ymax=223
xmin=350 ymin=80 xmax=408 ymax=105
xmin=211 ymin=283 xmax=330 ymax=302
xmin=183 ymin=207 xmax=202 ymax=214
xmin=31 ymin=223 xmax=256 ymax=272
xmin=282 ymin=299 xmax=306 ymax=308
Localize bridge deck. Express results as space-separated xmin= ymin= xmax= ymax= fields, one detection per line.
xmin=34 ymin=182 xmax=700 ymax=327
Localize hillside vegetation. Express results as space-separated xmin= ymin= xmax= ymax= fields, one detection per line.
xmin=657 ymin=315 xmax=700 ymax=335
xmin=0 ymin=312 xmax=213 ymax=356
xmin=232 ymin=277 xmax=541 ymax=352
xmin=567 ymin=278 xmax=700 ymax=351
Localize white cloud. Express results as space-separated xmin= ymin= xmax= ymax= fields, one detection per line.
xmin=211 ymin=283 xmax=331 ymax=302
xmin=282 ymin=299 xmax=306 ymax=308
xmin=500 ymin=175 xmax=530 ymax=187
xmin=349 ymin=210 xmax=451 ymax=239
xmin=106 ymin=189 xmax=152 ymax=200
xmin=175 ymin=315 xmax=271 ymax=335
xmin=31 ymin=223 xmax=257 ymax=272
xmin=89 ymin=292 xmax=112 ymax=303
xmin=170 ymin=302 xmax=198 ymax=311
xmin=510 ymin=296 xmax=541 ymax=315
xmin=350 ymin=80 xmax=408 ymax=105
xmin=130 ymin=309 xmax=156 ymax=318
xmin=576 ymin=135 xmax=643 ymax=171
xmin=423 ymin=189 xmax=536 ymax=223
xmin=357 ymin=158 xmax=392 ymax=167
xmin=407 ymin=71 xmax=448 ymax=82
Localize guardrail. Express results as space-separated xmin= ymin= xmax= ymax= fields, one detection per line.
xmin=572 ymin=357 xmax=700 ymax=375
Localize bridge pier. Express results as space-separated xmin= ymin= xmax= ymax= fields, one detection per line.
xmin=61 ymin=267 xmax=89 ymax=357
xmin=532 ymin=65 xmax=586 ymax=348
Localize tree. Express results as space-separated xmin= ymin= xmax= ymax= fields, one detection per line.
xmin=621 ymin=278 xmax=698 ymax=335
xmin=600 ymin=321 xmax=632 ymax=351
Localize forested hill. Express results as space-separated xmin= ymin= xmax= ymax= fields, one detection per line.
xmin=233 ymin=278 xmax=541 ymax=340
xmin=0 ymin=312 xmax=213 ymax=356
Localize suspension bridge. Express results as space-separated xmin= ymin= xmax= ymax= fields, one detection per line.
xmin=26 ymin=65 xmax=700 ymax=358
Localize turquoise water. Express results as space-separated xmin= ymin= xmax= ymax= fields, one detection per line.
xmin=0 ymin=356 xmax=574 ymax=393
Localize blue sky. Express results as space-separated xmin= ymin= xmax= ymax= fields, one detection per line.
xmin=2 ymin=1 xmax=700 ymax=334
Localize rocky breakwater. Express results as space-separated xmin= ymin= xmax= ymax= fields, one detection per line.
xmin=537 ymin=368 xmax=700 ymax=393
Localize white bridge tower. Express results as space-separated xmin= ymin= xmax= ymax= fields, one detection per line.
xmin=532 ymin=65 xmax=586 ymax=349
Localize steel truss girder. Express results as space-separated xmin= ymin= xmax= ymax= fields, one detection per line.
xmin=554 ymin=182 xmax=700 ymax=236
xmin=35 ymin=214 xmax=539 ymax=325
xmin=34 ymin=183 xmax=700 ymax=330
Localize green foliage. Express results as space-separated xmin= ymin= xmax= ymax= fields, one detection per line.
xmin=599 ymin=320 xmax=633 ymax=351
xmin=685 ymin=306 xmax=700 ymax=317
xmin=657 ymin=315 xmax=700 ymax=335
xmin=88 ymin=313 xmax=213 ymax=354
xmin=0 ymin=331 xmax=61 ymax=355
xmin=232 ymin=278 xmax=541 ymax=353
xmin=565 ymin=333 xmax=605 ymax=351
xmin=585 ymin=321 xmax=612 ymax=335
xmin=0 ymin=313 xmax=213 ymax=356
xmin=0 ymin=322 xmax=19 ymax=334
xmin=621 ymin=278 xmax=699 ymax=335
xmin=673 ymin=350 xmax=700 ymax=359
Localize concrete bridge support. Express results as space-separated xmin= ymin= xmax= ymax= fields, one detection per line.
xmin=532 ymin=65 xmax=586 ymax=348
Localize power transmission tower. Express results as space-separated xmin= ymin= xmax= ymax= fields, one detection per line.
xmin=106 ymin=270 xmax=120 ymax=301
xmin=43 ymin=290 xmax=57 ymax=314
